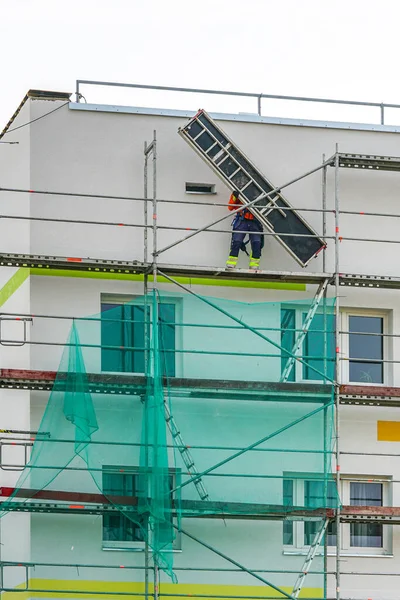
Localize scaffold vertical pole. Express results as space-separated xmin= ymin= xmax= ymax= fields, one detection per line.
xmin=143 ymin=139 xmax=150 ymax=600
xmin=144 ymin=141 xmax=149 ymax=266
xmin=334 ymin=143 xmax=341 ymax=600
xmin=322 ymin=153 xmax=329 ymax=600
xmin=323 ymin=396 xmax=329 ymax=599
xmin=322 ymin=153 xmax=327 ymax=274
xmin=151 ymin=129 xmax=160 ymax=600
xmin=152 ymin=131 xmax=157 ymax=286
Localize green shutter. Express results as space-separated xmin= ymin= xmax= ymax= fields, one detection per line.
xmin=101 ymin=303 xmax=124 ymax=372
xmin=132 ymin=305 xmax=147 ymax=373
xmin=280 ymin=309 xmax=295 ymax=382
xmin=159 ymin=303 xmax=176 ymax=378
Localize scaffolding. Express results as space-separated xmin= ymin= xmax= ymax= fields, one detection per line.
xmin=1 ymin=84 xmax=400 ymax=600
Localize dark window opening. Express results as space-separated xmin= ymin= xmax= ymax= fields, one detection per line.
xmin=185 ymin=183 xmax=215 ymax=194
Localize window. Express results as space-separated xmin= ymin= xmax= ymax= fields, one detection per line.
xmin=284 ymin=476 xmax=391 ymax=555
xmin=340 ymin=311 xmax=389 ymax=385
xmin=283 ymin=476 xmax=337 ymax=549
xmin=185 ymin=182 xmax=216 ymax=194
xmin=348 ymin=315 xmax=384 ymax=384
xmin=102 ymin=467 xmax=181 ymax=550
xmin=101 ymin=299 xmax=176 ymax=376
xmin=349 ymin=482 xmax=382 ymax=548
xmin=280 ymin=307 xmax=335 ymax=382
xmin=103 ymin=470 xmax=145 ymax=545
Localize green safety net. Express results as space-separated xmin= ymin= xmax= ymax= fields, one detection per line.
xmin=2 ymin=289 xmax=339 ymax=591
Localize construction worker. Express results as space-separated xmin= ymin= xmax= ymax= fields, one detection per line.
xmin=226 ymin=190 xmax=263 ymax=270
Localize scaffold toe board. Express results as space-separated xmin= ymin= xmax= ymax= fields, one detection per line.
xmin=178 ymin=109 xmax=325 ymax=267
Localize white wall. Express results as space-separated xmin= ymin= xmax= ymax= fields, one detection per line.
xmin=0 ymin=99 xmax=32 ymax=591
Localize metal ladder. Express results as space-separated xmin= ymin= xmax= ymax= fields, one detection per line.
xmin=164 ymin=400 xmax=209 ymax=501
xmin=292 ymin=519 xmax=328 ymax=598
xmin=179 ymin=109 xmax=325 ymax=268
xmin=280 ymin=278 xmax=330 ymax=382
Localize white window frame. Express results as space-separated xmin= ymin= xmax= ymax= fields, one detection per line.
xmin=102 ymin=465 xmax=182 ymax=552
xmin=340 ymin=309 xmax=390 ymax=386
xmin=283 ymin=474 xmax=392 ymax=556
xmin=100 ymin=294 xmax=183 ymax=378
xmin=341 ymin=475 xmax=392 ymax=556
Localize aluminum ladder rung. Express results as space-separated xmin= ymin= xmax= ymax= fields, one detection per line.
xmin=164 ymin=402 xmax=209 ymax=501
xmin=292 ymin=519 xmax=328 ymax=598
xmin=280 ymin=278 xmax=329 ymax=383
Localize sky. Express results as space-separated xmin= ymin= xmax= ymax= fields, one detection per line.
xmin=1 ymin=0 xmax=400 ymax=127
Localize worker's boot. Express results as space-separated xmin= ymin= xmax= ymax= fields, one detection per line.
xmin=249 ymin=256 xmax=260 ymax=270
xmin=226 ymin=256 xmax=238 ymax=269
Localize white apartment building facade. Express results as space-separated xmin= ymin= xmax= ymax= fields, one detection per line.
xmin=0 ymin=86 xmax=400 ymax=600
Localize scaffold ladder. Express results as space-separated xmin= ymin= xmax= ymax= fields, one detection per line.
xmin=164 ymin=400 xmax=209 ymax=501
xmin=292 ymin=519 xmax=328 ymax=598
xmin=179 ymin=110 xmax=325 ymax=267
xmin=280 ymin=278 xmax=330 ymax=382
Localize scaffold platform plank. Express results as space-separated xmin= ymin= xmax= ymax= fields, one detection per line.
xmin=0 ymin=487 xmax=333 ymax=520
xmin=338 ymin=273 xmax=400 ymax=289
xmin=0 ymin=369 xmax=332 ymax=403
xmin=340 ymin=505 xmax=400 ymax=525
xmin=1 ymin=487 xmax=400 ymax=523
xmin=336 ymin=153 xmax=400 ymax=172
xmin=161 ymin=263 xmax=330 ymax=285
xmin=2 ymin=252 xmax=400 ymax=289
xmin=340 ymin=385 xmax=400 ymax=407
xmin=0 ymin=253 xmax=147 ymax=274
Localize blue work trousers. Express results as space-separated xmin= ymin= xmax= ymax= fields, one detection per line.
xmin=230 ymin=217 xmax=263 ymax=259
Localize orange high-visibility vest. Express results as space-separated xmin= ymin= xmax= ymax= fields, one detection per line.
xmin=228 ymin=193 xmax=254 ymax=219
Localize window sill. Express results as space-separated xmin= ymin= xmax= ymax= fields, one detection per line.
xmin=102 ymin=545 xmax=182 ymax=553
xmin=103 ymin=545 xmax=145 ymax=552
xmin=283 ymin=550 xmax=393 ymax=558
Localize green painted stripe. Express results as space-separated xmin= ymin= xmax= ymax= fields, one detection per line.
xmin=0 ymin=268 xmax=30 ymax=308
xmin=29 ymin=268 xmax=305 ymax=291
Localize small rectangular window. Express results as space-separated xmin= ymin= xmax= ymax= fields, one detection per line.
xmin=185 ymin=183 xmax=215 ymax=194
xmin=349 ymin=316 xmax=383 ymax=384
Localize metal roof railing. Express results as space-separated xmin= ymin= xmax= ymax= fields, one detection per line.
xmin=75 ymin=79 xmax=400 ymax=126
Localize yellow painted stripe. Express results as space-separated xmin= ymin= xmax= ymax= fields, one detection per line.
xmin=30 ymin=268 xmax=306 ymax=291
xmin=377 ymin=420 xmax=400 ymax=441
xmin=2 ymin=578 xmax=322 ymax=600
xmin=0 ymin=268 xmax=30 ymax=308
